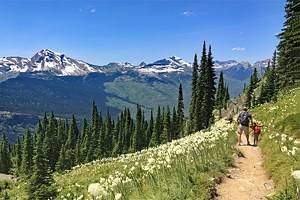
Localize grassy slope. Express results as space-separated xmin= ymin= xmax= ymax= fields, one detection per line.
xmin=6 ymin=120 xmax=236 ymax=200
xmin=252 ymin=87 xmax=300 ymax=195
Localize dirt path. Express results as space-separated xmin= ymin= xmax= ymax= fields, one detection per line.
xmin=0 ymin=173 xmax=14 ymax=181
xmin=216 ymin=137 xmax=274 ymax=200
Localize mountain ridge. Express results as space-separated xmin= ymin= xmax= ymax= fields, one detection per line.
xmin=0 ymin=49 xmax=269 ymax=78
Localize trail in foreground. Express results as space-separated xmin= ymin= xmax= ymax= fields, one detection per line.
xmin=217 ymin=137 xmax=274 ymax=200
xmin=0 ymin=173 xmax=13 ymax=181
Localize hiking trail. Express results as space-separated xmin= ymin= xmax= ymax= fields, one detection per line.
xmin=216 ymin=135 xmax=275 ymax=200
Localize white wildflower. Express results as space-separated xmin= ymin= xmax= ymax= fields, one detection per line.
xmin=76 ymin=195 xmax=84 ymax=200
xmin=281 ymin=146 xmax=288 ymax=152
xmin=292 ymin=170 xmax=300 ymax=180
xmin=115 ymin=193 xmax=122 ymax=200
xmin=88 ymin=183 xmax=107 ymax=197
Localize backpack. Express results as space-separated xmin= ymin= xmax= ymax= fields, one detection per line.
xmin=254 ymin=126 xmax=261 ymax=134
xmin=239 ymin=112 xmax=250 ymax=126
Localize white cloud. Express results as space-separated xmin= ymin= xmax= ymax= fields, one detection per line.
xmin=90 ymin=9 xmax=96 ymax=13
xmin=232 ymin=47 xmax=245 ymax=52
xmin=182 ymin=11 xmax=194 ymax=16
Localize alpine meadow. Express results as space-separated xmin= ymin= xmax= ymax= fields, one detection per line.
xmin=0 ymin=0 xmax=300 ymax=200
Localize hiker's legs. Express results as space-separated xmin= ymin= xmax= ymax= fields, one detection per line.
xmin=254 ymin=134 xmax=259 ymax=146
xmin=237 ymin=125 xmax=243 ymax=145
xmin=237 ymin=133 xmax=242 ymax=145
xmin=244 ymin=126 xmax=250 ymax=145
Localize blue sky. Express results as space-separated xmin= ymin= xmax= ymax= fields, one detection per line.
xmin=0 ymin=0 xmax=285 ymax=65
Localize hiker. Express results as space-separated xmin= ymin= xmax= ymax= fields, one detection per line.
xmin=237 ymin=107 xmax=253 ymax=146
xmin=252 ymin=122 xmax=263 ymax=146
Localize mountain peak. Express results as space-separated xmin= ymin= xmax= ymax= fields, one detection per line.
xmin=38 ymin=49 xmax=62 ymax=55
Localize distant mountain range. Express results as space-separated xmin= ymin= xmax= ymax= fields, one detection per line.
xmin=0 ymin=49 xmax=269 ymax=121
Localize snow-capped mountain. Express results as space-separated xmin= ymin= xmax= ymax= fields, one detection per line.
xmin=0 ymin=49 xmax=100 ymax=76
xmin=138 ymin=56 xmax=191 ymax=74
xmin=0 ymin=49 xmax=269 ymax=79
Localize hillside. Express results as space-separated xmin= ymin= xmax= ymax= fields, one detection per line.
xmin=251 ymin=87 xmax=300 ymax=198
xmin=5 ymin=119 xmax=236 ymax=199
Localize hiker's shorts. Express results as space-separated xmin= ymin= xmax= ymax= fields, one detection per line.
xmin=237 ymin=125 xmax=249 ymax=136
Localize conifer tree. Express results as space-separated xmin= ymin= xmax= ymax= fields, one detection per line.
xmin=56 ymin=145 xmax=69 ymax=171
xmin=194 ymin=42 xmax=207 ymax=131
xmin=90 ymin=102 xmax=100 ymax=159
xmin=149 ymin=106 xmax=161 ymax=147
xmin=244 ymin=83 xmax=253 ymax=109
xmin=276 ymin=0 xmax=300 ymax=88
xmin=259 ymin=51 xmax=278 ymax=103
xmin=80 ymin=119 xmax=90 ymax=162
xmin=0 ymin=134 xmax=11 ymax=174
xmin=146 ymin=110 xmax=154 ymax=146
xmin=189 ymin=54 xmax=199 ymax=128
xmin=223 ymin=85 xmax=230 ymax=109
xmin=132 ymin=105 xmax=143 ymax=151
xmin=172 ymin=106 xmax=178 ymax=140
xmin=202 ymin=45 xmax=216 ymax=127
xmin=161 ymin=106 xmax=171 ymax=143
xmin=43 ymin=115 xmax=57 ymax=171
xmin=15 ymin=137 xmax=22 ymax=175
xmin=104 ymin=111 xmax=113 ymax=155
xmin=216 ymin=71 xmax=225 ymax=108
xmin=29 ymin=133 xmax=55 ymax=199
xmin=123 ymin=108 xmax=132 ymax=153
xmin=177 ymin=83 xmax=184 ymax=138
xmin=21 ymin=130 xmax=33 ymax=177
xmin=251 ymin=68 xmax=259 ymax=87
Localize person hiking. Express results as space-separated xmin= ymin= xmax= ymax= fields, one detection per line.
xmin=251 ymin=121 xmax=263 ymax=146
xmin=237 ymin=107 xmax=253 ymax=146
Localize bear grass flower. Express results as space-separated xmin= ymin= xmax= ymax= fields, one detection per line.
xmin=292 ymin=170 xmax=300 ymax=181
xmin=88 ymin=183 xmax=108 ymax=198
xmin=114 ymin=193 xmax=122 ymax=200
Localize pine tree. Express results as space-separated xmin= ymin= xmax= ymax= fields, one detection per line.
xmin=161 ymin=106 xmax=171 ymax=143
xmin=20 ymin=130 xmax=33 ymax=177
xmin=259 ymin=51 xmax=278 ymax=104
xmin=277 ymin=0 xmax=300 ymax=88
xmin=194 ymin=41 xmax=207 ymax=131
xmin=216 ymin=71 xmax=225 ymax=108
xmin=104 ymin=111 xmax=113 ymax=155
xmin=172 ymin=107 xmax=178 ymax=140
xmin=90 ymin=102 xmax=100 ymax=159
xmin=177 ymin=83 xmax=184 ymax=138
xmin=0 ymin=134 xmax=11 ymax=174
xmin=202 ymin=45 xmax=216 ymax=127
xmin=132 ymin=105 xmax=143 ymax=152
xmin=244 ymin=83 xmax=252 ymax=109
xmin=189 ymin=54 xmax=199 ymax=129
xmin=149 ymin=106 xmax=161 ymax=147
xmin=146 ymin=110 xmax=154 ymax=146
xmin=43 ymin=115 xmax=57 ymax=171
xmin=15 ymin=137 xmax=22 ymax=175
xmin=123 ymin=108 xmax=132 ymax=153
xmin=223 ymin=85 xmax=230 ymax=109
xmin=251 ymin=68 xmax=259 ymax=87
xmin=55 ymin=145 xmax=69 ymax=171
xmin=57 ymin=120 xmax=67 ymax=151
xmin=29 ymin=133 xmax=56 ymax=199
xmin=80 ymin=119 xmax=91 ymax=162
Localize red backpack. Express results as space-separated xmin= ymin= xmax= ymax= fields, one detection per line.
xmin=253 ymin=125 xmax=261 ymax=134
